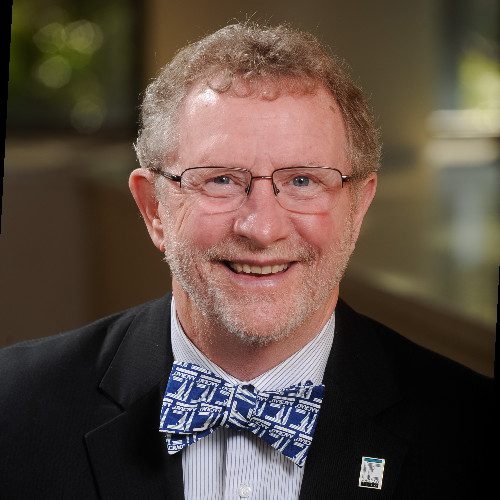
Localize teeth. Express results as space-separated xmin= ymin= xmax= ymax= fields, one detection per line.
xmin=228 ymin=262 xmax=289 ymax=275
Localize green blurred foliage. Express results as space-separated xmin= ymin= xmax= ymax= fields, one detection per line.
xmin=8 ymin=0 xmax=136 ymax=134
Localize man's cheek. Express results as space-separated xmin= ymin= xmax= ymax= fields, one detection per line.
xmin=187 ymin=214 xmax=234 ymax=248
xmin=292 ymin=217 xmax=336 ymax=250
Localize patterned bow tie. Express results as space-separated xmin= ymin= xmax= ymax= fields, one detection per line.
xmin=159 ymin=361 xmax=324 ymax=467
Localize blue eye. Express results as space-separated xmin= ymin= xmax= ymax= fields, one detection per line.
xmin=292 ymin=176 xmax=310 ymax=187
xmin=212 ymin=176 xmax=232 ymax=185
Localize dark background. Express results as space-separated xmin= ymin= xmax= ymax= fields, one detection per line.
xmin=2 ymin=0 xmax=498 ymax=376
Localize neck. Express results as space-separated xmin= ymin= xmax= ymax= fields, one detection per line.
xmin=172 ymin=281 xmax=338 ymax=380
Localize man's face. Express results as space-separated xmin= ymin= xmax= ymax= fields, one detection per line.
xmin=142 ymin=83 xmax=376 ymax=344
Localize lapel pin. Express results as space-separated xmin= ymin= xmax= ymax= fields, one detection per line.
xmin=359 ymin=456 xmax=385 ymax=489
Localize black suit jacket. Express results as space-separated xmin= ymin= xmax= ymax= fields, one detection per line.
xmin=0 ymin=295 xmax=494 ymax=499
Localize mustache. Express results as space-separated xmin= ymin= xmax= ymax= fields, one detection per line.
xmin=200 ymin=235 xmax=318 ymax=263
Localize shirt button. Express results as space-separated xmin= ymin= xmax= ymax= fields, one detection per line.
xmin=239 ymin=484 xmax=252 ymax=498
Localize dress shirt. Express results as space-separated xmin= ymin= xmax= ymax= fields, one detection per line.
xmin=170 ymin=298 xmax=335 ymax=500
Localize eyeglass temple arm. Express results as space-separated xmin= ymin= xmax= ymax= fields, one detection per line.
xmin=341 ymin=169 xmax=377 ymax=185
xmin=149 ymin=167 xmax=182 ymax=183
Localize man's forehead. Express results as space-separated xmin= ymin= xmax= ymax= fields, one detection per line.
xmin=182 ymin=81 xmax=341 ymax=123
xmin=174 ymin=82 xmax=348 ymax=170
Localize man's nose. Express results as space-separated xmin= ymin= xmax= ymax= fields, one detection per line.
xmin=232 ymin=177 xmax=291 ymax=247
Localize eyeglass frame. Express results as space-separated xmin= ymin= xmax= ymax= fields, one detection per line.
xmin=149 ymin=165 xmax=358 ymax=198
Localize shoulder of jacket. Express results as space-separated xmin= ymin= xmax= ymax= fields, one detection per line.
xmin=336 ymin=298 xmax=494 ymax=397
xmin=0 ymin=294 xmax=171 ymax=394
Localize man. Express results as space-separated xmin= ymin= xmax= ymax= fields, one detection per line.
xmin=0 ymin=23 xmax=493 ymax=499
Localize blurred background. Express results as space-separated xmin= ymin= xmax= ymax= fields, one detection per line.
xmin=2 ymin=0 xmax=498 ymax=376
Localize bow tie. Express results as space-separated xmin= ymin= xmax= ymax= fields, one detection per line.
xmin=159 ymin=361 xmax=325 ymax=467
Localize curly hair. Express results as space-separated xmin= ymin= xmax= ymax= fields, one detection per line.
xmin=134 ymin=23 xmax=381 ymax=176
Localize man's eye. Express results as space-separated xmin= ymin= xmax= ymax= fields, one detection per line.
xmin=292 ymin=176 xmax=311 ymax=187
xmin=211 ymin=176 xmax=232 ymax=185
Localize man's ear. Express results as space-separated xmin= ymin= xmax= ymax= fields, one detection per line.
xmin=129 ymin=168 xmax=165 ymax=252
xmin=350 ymin=172 xmax=377 ymax=243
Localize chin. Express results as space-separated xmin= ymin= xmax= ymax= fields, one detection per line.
xmin=210 ymin=294 xmax=312 ymax=346
xmin=220 ymin=316 xmax=297 ymax=347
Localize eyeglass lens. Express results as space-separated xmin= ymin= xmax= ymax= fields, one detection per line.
xmin=179 ymin=166 xmax=344 ymax=214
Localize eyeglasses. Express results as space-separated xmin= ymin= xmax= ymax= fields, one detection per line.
xmin=150 ymin=165 xmax=356 ymax=214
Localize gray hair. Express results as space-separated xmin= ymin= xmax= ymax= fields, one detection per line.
xmin=134 ymin=22 xmax=381 ymax=176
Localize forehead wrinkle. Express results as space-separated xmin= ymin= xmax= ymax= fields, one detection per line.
xmin=187 ymin=136 xmax=333 ymax=172
xmin=181 ymin=130 xmax=343 ymax=171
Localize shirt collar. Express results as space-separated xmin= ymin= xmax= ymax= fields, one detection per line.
xmin=170 ymin=297 xmax=334 ymax=390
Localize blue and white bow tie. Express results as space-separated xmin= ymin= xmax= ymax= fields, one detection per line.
xmin=159 ymin=361 xmax=325 ymax=467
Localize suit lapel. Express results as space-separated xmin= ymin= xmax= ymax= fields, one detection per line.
xmin=84 ymin=295 xmax=184 ymax=499
xmin=300 ymin=300 xmax=409 ymax=499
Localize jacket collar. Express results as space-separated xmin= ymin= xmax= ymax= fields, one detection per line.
xmin=85 ymin=294 xmax=184 ymax=499
xmin=98 ymin=294 xmax=173 ymax=408
xmin=300 ymin=299 xmax=408 ymax=498
xmin=327 ymin=299 xmax=401 ymax=415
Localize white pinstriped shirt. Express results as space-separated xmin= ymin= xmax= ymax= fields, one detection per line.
xmin=170 ymin=298 xmax=335 ymax=500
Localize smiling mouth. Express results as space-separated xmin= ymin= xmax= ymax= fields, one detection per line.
xmin=225 ymin=262 xmax=290 ymax=275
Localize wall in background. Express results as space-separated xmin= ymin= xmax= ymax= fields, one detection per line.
xmin=3 ymin=0 xmax=498 ymax=376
